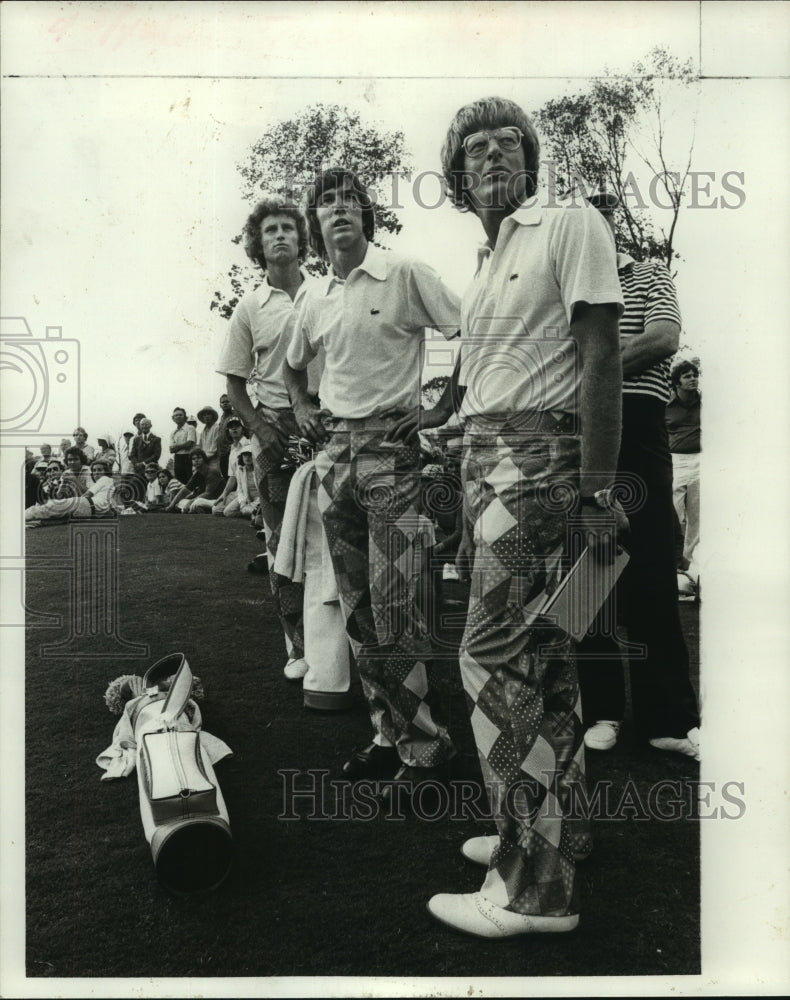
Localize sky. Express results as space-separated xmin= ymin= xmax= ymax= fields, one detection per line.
xmin=1 ymin=2 xmax=790 ymax=997
xmin=3 ymin=1 xmax=777 ymax=443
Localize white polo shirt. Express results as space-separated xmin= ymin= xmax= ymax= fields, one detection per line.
xmin=227 ymin=435 xmax=250 ymax=482
xmin=217 ymin=270 xmax=321 ymax=409
xmin=459 ymin=199 xmax=623 ymax=419
xmin=287 ymin=244 xmax=460 ymax=420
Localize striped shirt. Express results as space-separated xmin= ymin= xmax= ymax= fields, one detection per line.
xmin=618 ymin=254 xmax=682 ymax=404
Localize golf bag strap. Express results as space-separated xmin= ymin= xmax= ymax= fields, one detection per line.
xmin=159 ymin=656 xmax=194 ymax=725
xmin=142 ymin=651 xmax=188 ymax=691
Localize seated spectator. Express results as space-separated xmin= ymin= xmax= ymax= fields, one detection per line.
xmin=58 ymin=438 xmax=72 ymax=461
xmin=62 ymin=447 xmax=90 ymax=496
xmin=73 ymin=427 xmax=95 ymax=462
xmin=211 ymin=417 xmax=250 ymax=517
xmin=131 ymin=465 xmax=181 ymax=512
xmin=41 ymin=458 xmax=66 ymax=500
xmin=231 ymin=448 xmax=260 ymax=518
xmin=26 ymin=458 xmax=116 ymax=523
xmin=156 ymin=468 xmax=182 ymax=505
xmin=166 ymin=449 xmax=224 ymax=513
xmin=38 ymin=443 xmax=54 ymax=462
xmin=26 ymin=458 xmax=47 ymax=508
xmin=131 ymin=463 xmax=164 ymax=512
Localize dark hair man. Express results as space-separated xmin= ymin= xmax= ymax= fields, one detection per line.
xmin=284 ymin=168 xmax=462 ymax=790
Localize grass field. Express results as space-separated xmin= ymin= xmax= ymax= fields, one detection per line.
xmin=23 ymin=514 xmax=700 ymax=982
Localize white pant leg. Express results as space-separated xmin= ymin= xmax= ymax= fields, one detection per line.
xmin=222 ymin=494 xmax=242 ymax=518
xmin=302 ymin=480 xmax=351 ymax=696
xmin=190 ymin=497 xmax=215 ymax=514
xmin=672 ymin=452 xmax=700 ymax=580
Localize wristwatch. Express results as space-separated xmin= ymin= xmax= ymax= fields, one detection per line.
xmin=579 ymin=489 xmax=613 ymax=509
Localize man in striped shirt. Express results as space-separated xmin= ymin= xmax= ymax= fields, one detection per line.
xmin=578 ymin=191 xmax=701 ymax=762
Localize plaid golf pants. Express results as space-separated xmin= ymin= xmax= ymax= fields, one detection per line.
xmin=251 ymin=408 xmax=304 ymax=662
xmin=460 ymin=419 xmax=591 ymax=916
xmin=314 ymin=418 xmax=455 ymax=768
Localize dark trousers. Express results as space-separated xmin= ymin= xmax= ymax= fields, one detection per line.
xmin=174 ymin=454 xmax=192 ymax=485
xmin=577 ymin=394 xmax=700 ymax=740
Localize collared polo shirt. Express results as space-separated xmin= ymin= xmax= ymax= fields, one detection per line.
xmin=169 ymin=424 xmax=196 ymax=451
xmin=287 ymin=244 xmax=460 ymax=419
xmin=198 ymin=423 xmax=219 ymax=460
xmin=666 ymin=391 xmax=701 ymax=453
xmin=217 ymin=270 xmax=320 ymax=409
xmin=459 ymin=199 xmax=623 ymax=419
xmin=617 ymin=253 xmax=682 ymax=404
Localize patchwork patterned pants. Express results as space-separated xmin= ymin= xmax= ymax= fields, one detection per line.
xmin=314 ymin=418 xmax=455 ymax=768
xmin=251 ymin=408 xmax=304 ymax=662
xmin=460 ymin=423 xmax=590 ymax=916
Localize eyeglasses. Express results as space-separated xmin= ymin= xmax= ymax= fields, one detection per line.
xmin=462 ymin=126 xmax=523 ymax=159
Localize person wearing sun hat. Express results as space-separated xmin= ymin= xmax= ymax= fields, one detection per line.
xmin=196 ymin=405 xmax=220 ymax=468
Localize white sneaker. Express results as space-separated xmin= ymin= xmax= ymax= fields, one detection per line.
xmin=584 ymin=720 xmax=621 ymax=751
xmin=649 ymin=726 xmax=700 ymax=762
xmin=427 ymin=892 xmax=579 ymax=939
xmin=460 ymin=835 xmax=499 ymax=866
xmin=283 ymin=657 xmax=309 ymax=681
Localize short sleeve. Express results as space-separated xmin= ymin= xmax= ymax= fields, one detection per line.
xmin=644 ymin=260 xmax=682 ymax=328
xmin=550 ymin=205 xmax=624 ymax=323
xmin=406 ymin=260 xmax=461 ymax=341
xmin=216 ymin=295 xmax=255 ymax=378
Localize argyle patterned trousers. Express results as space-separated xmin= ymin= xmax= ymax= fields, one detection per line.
xmin=251 ymin=408 xmax=304 ymax=662
xmin=460 ymin=422 xmax=591 ymax=916
xmin=314 ymin=419 xmax=455 ymax=768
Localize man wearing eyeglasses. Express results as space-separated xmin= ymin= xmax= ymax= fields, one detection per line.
xmin=419 ymin=98 xmax=627 ymax=939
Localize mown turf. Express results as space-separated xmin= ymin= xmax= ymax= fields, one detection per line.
xmin=24 ymin=515 xmax=700 ymax=980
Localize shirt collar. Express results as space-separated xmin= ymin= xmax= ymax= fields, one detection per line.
xmin=617 ymin=251 xmax=635 ymax=271
xmin=256 ymin=266 xmax=311 ymax=306
xmin=325 ymin=242 xmax=387 ymax=293
xmin=475 ymin=200 xmax=543 ymax=273
xmin=507 ymin=199 xmax=543 ymax=228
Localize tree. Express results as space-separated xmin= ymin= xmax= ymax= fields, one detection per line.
xmin=534 ymin=47 xmax=698 ymax=269
xmin=211 ymin=104 xmax=413 ymax=319
xmin=421 ymin=375 xmax=450 ymax=407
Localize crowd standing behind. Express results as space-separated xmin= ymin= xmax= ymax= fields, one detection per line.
xmin=24 ymin=396 xmax=267 ymax=527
